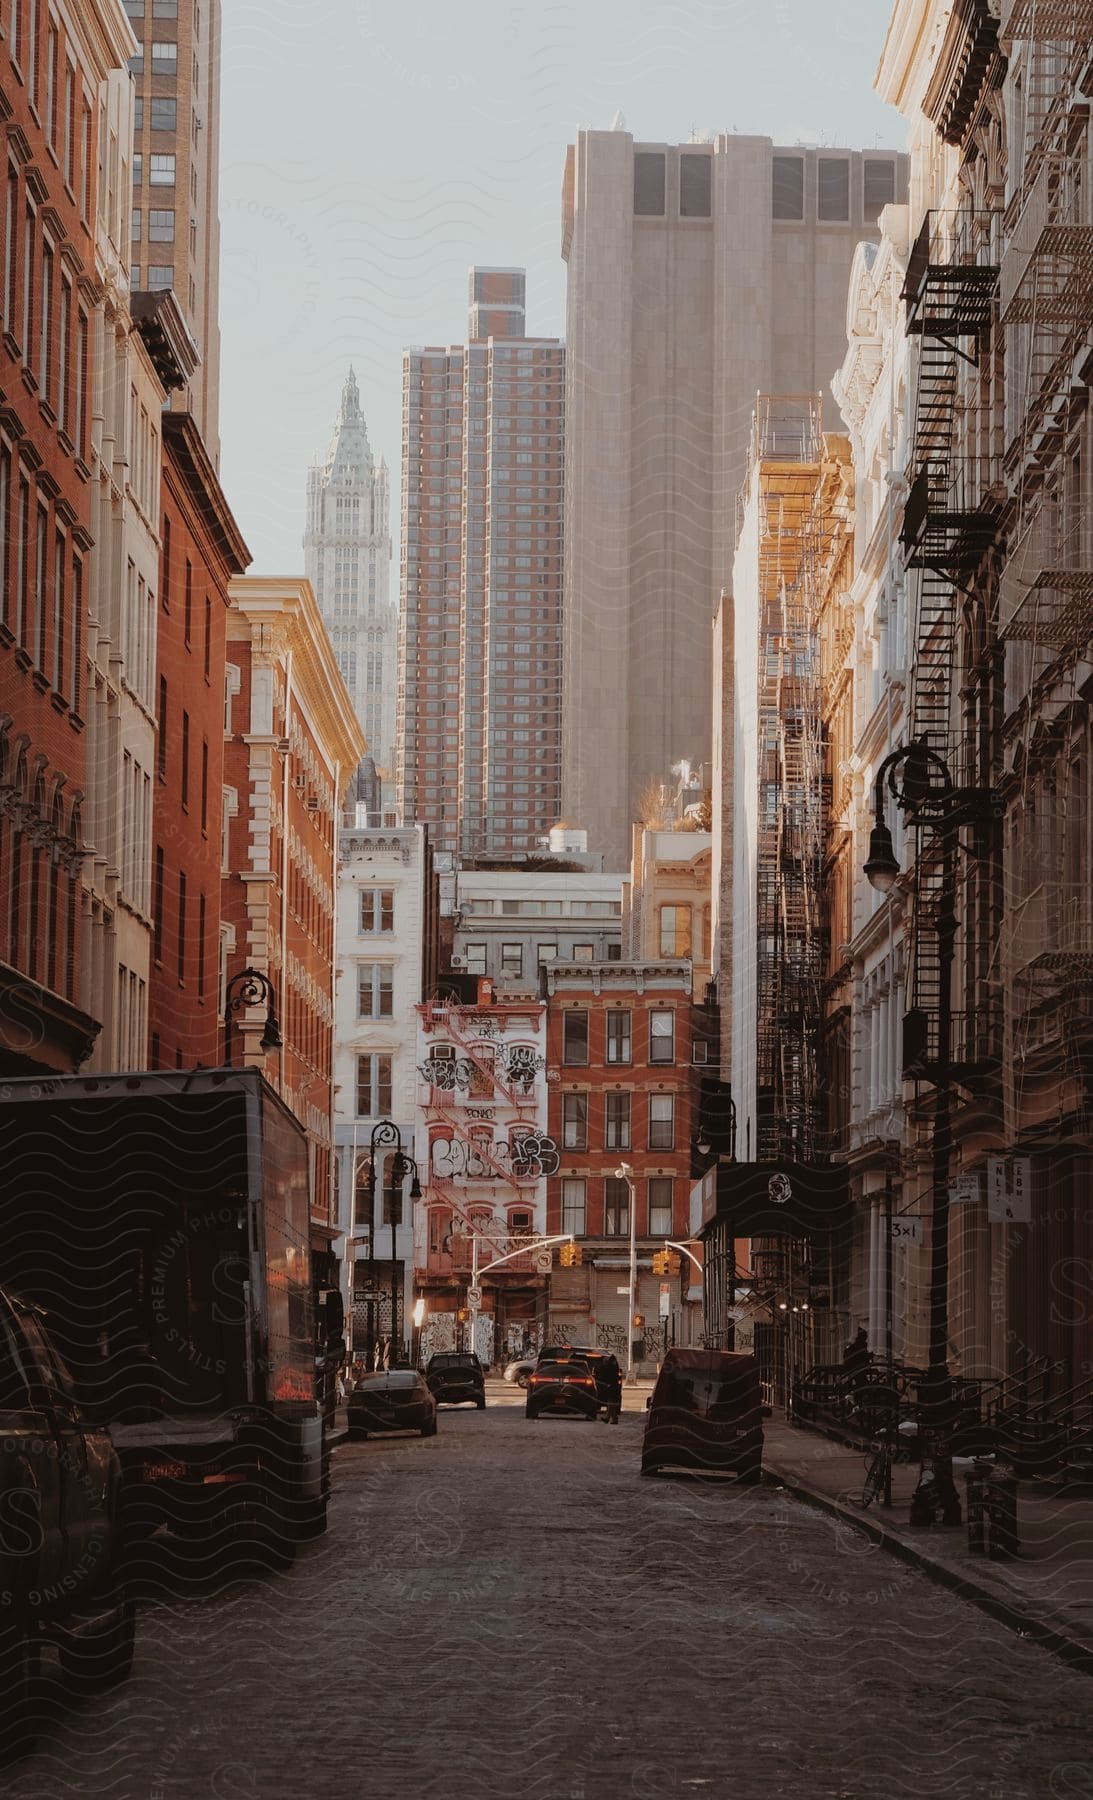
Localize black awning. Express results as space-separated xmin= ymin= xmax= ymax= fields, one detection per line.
xmin=699 ymin=1161 xmax=851 ymax=1238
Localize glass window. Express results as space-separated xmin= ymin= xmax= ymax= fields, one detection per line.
xmin=464 ymin=943 xmax=487 ymax=975
xmin=149 ymin=154 xmax=175 ymax=186
xmin=818 ymin=158 xmax=850 ymax=222
xmin=562 ymin=1011 xmax=588 ymax=1065
xmin=604 ymin=1177 xmax=629 ymax=1236
xmin=537 ymin=942 xmax=557 ymax=963
xmin=679 ymin=153 xmax=712 ymax=218
xmin=356 ymin=1052 xmax=392 ymax=1118
xmin=357 ymin=963 xmax=393 ymax=1018
xmin=606 ymin=1009 xmax=631 ymax=1065
xmin=148 ymin=207 xmax=174 ymax=241
xmin=153 ymin=0 xmax=178 ymax=13
xmin=146 ymin=264 xmax=173 ymax=290
xmin=772 ymin=155 xmax=804 ymax=220
xmin=650 ymin=1010 xmax=675 ymax=1064
xmin=151 ymin=41 xmax=177 ymax=67
xmin=132 ymin=154 xmax=142 ymax=186
xmin=561 ymin=1177 xmax=586 ymax=1236
xmin=864 ymin=159 xmax=897 ymax=219
xmin=571 ymin=943 xmax=594 ymax=962
xmin=501 ymin=942 xmax=523 ymax=977
xmin=133 ymin=98 xmax=143 ymax=131
xmin=562 ymin=1092 xmax=587 ymax=1150
xmin=150 ymin=97 xmax=177 ymax=132
xmin=648 ymin=1094 xmax=675 ymax=1150
xmin=634 ymin=151 xmax=665 ymax=217
xmin=658 ymin=906 xmax=691 ymax=956
xmin=605 ymin=1092 xmax=630 ymax=1150
xmin=648 ymin=1177 xmax=673 ymax=1237
xmin=359 ymin=888 xmax=394 ymax=933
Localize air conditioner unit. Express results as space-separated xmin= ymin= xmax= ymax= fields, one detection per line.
xmin=692 ymin=1042 xmax=709 ymax=1064
xmin=277 ymin=738 xmax=291 ymax=755
xmin=450 ymin=955 xmax=465 ymax=969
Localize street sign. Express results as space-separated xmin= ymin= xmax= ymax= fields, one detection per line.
xmin=987 ymin=1154 xmax=1032 ymax=1224
xmin=890 ymin=1215 xmax=923 ymax=1246
xmin=467 ymin=1286 xmax=482 ymax=1307
xmin=534 ymin=1248 xmax=553 ymax=1274
xmin=949 ymin=1174 xmax=980 ymax=1206
xmin=616 ymin=1285 xmax=630 ymax=1295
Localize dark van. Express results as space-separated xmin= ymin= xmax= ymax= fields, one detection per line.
xmin=641 ymin=1349 xmax=763 ymax=1481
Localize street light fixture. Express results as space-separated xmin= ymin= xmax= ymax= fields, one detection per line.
xmin=357 ymin=1120 xmax=421 ymax=1368
xmin=223 ymin=966 xmax=282 ymax=1066
xmin=863 ymin=739 xmax=999 ymax=1525
xmin=616 ymin=1162 xmax=637 ymax=1385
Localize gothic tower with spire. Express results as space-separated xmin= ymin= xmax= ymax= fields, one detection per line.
xmin=304 ymin=370 xmax=395 ymax=792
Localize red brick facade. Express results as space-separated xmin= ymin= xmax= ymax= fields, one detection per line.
xmin=544 ymin=961 xmax=696 ymax=1362
xmin=148 ymin=412 xmax=250 ymax=1070
xmin=0 ymin=2 xmax=131 ymax=1073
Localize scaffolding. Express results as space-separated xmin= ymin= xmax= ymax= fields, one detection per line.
xmin=746 ymin=399 xmax=829 ymax=1165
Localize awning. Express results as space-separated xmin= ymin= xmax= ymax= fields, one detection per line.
xmin=699 ymin=1161 xmax=851 ymax=1237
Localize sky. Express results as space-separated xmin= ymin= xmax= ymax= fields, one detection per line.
xmin=218 ymin=0 xmax=906 ymax=575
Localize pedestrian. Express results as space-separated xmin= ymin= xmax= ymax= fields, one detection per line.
xmin=598 ymin=1353 xmax=622 ymax=1425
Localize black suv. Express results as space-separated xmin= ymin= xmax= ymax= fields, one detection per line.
xmin=425 ymin=1352 xmax=486 ymax=1409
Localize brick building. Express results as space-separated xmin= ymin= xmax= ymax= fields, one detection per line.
xmin=544 ymin=960 xmax=697 ymax=1368
xmin=0 ymin=0 xmax=136 ymax=1074
xmin=148 ymin=397 xmax=250 ymax=1070
xmin=222 ymin=576 xmax=365 ymax=1260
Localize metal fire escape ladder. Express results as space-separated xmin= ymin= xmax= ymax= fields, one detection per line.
xmin=899 ymin=213 xmax=1000 ymax=1072
xmin=426 ymin=1091 xmax=533 ymax=1199
xmin=436 ymin=1005 xmax=538 ymax=1111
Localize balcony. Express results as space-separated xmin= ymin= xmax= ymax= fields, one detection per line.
xmin=923 ymin=0 xmax=999 ymax=148
xmin=999 ymin=161 xmax=1093 ymax=328
xmin=902 ymin=211 xmax=999 ymax=337
xmin=998 ymin=511 xmax=1093 ymax=647
xmin=900 ymin=463 xmax=999 ymax=572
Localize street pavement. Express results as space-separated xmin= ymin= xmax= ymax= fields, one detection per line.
xmin=8 ymin=1382 xmax=1093 ymax=1800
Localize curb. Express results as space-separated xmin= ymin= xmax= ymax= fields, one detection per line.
xmin=766 ymin=1458 xmax=1093 ymax=1679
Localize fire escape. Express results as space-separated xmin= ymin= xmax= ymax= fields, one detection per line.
xmin=898 ymin=209 xmax=999 ymax=1073
xmin=996 ymin=0 xmax=1093 ymax=1094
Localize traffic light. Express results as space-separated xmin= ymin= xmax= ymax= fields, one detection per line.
xmin=559 ymin=1242 xmax=583 ymax=1267
xmin=667 ymin=1251 xmax=682 ymax=1276
xmin=652 ymin=1250 xmax=669 ymax=1276
xmin=632 ymin=1313 xmax=645 ymax=1329
xmin=457 ymin=1308 xmax=469 ymax=1324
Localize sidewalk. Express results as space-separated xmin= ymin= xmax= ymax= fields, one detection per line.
xmin=763 ymin=1416 xmax=1093 ymax=1674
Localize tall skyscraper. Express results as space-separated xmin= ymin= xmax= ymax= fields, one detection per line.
xmin=561 ymin=132 xmax=908 ymax=866
xmin=397 ymin=269 xmax=564 ymax=857
xmin=304 ymin=371 xmax=395 ymax=782
xmin=125 ymin=0 xmax=222 ymax=461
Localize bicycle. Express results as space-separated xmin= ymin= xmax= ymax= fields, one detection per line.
xmin=861 ymin=1433 xmax=894 ymax=1508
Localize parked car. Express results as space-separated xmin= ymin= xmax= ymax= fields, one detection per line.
xmin=641 ymin=1348 xmax=763 ymax=1481
xmin=535 ymin=1344 xmax=621 ymax=1417
xmin=503 ymin=1356 xmax=537 ymax=1389
xmin=0 ymin=1289 xmax=135 ymax=1761
xmin=526 ymin=1358 xmax=601 ymax=1421
xmin=348 ymin=1370 xmax=438 ymax=1439
xmin=425 ymin=1352 xmax=486 ymax=1408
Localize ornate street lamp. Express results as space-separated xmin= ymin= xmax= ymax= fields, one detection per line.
xmin=357 ymin=1120 xmax=422 ymax=1367
xmin=864 ymin=739 xmax=999 ymax=1525
xmin=223 ymin=966 xmax=282 ymax=1067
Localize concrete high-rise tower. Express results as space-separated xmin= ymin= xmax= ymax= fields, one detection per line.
xmin=125 ymin=0 xmax=222 ymax=460
xmin=305 ymin=371 xmax=395 ymax=783
xmin=561 ymin=132 xmax=908 ymax=866
xmin=397 ymin=269 xmax=564 ymax=857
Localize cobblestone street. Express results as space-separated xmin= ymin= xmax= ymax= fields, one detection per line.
xmin=9 ymin=1389 xmax=1093 ymax=1800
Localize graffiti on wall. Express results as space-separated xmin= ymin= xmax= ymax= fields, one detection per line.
xmin=418 ymin=1046 xmax=546 ymax=1092
xmin=429 ymin=1131 xmax=559 ymax=1181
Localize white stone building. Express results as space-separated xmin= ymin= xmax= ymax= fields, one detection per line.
xmin=83 ymin=64 xmax=173 ymax=1071
xmin=333 ymin=824 xmax=435 ymax=1355
xmin=304 ymin=370 xmax=396 ymax=786
xmin=414 ymin=991 xmax=551 ymax=1366
xmin=449 ymin=868 xmax=624 ymax=987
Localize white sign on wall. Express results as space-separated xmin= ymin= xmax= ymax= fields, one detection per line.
xmin=890 ymin=1215 xmax=923 ymax=1246
xmin=987 ymin=1155 xmax=1032 ymax=1224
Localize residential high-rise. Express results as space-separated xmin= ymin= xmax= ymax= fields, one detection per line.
xmin=304 ymin=370 xmax=395 ymax=784
xmin=397 ymin=268 xmax=564 ymax=857
xmin=561 ymin=132 xmax=908 ymax=867
xmin=125 ymin=0 xmax=222 ymax=461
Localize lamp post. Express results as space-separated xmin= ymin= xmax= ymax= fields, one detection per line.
xmin=864 ymin=740 xmax=997 ymax=1526
xmin=357 ymin=1121 xmax=422 ymax=1369
xmin=617 ymin=1162 xmax=637 ymax=1385
xmin=223 ymin=967 xmax=282 ymax=1067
